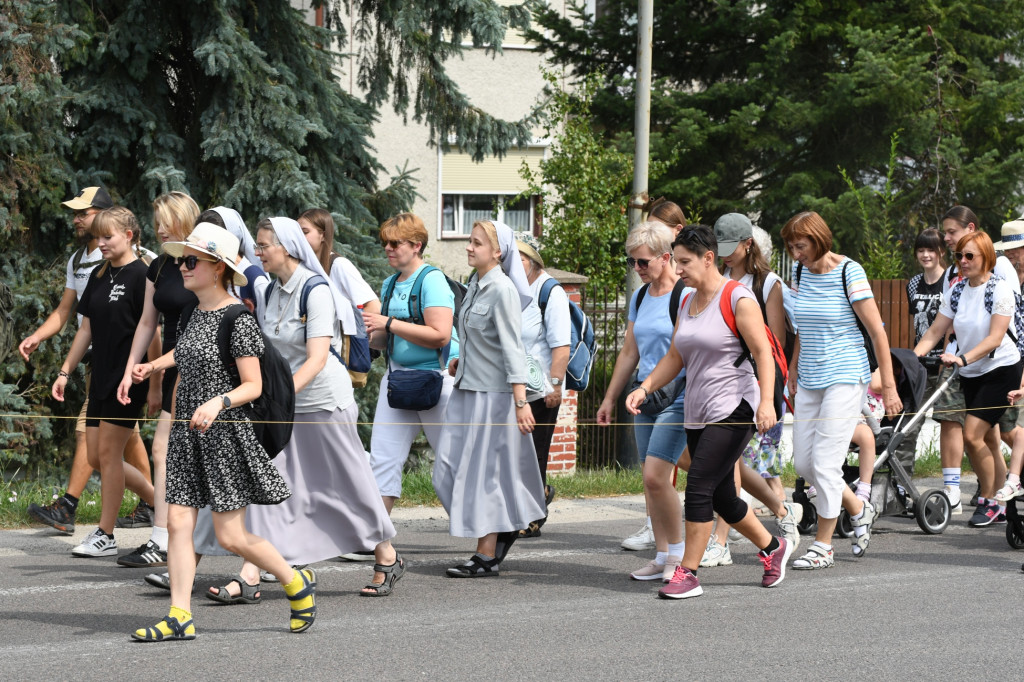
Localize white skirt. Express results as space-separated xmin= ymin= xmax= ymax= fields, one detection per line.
xmin=433 ymin=388 xmax=546 ymax=538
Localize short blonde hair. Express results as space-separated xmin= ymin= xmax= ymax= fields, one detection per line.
xmin=152 ymin=192 xmax=199 ymax=242
xmin=625 ymin=221 xmax=674 ymax=258
xmin=380 ymin=212 xmax=428 ymax=255
xmin=472 ymin=220 xmax=500 ymax=255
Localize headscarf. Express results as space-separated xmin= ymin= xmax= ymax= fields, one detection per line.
xmin=213 ymin=206 xmax=257 ymax=265
xmin=491 ymin=220 xmax=533 ymax=311
xmin=268 ymin=217 xmax=357 ymax=333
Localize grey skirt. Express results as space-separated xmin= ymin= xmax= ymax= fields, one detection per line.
xmin=246 ymin=403 xmax=396 ymax=565
xmin=433 ymin=388 xmax=546 ymax=538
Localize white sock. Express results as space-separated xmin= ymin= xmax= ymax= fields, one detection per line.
xmin=150 ymin=526 xmax=168 ymax=551
xmin=667 ymin=541 xmax=685 ymax=558
xmin=1009 ymin=473 xmax=1021 ymax=487
xmin=655 ymin=551 xmax=668 ymax=565
xmin=812 ymin=540 xmax=832 ymax=552
xmin=855 ymin=481 xmax=871 ymax=501
xmin=851 ymin=503 xmax=870 ymax=538
xmin=942 ymin=468 xmax=961 ymax=489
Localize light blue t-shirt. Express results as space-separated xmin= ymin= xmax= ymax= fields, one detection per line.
xmin=628 ymin=283 xmax=691 ymax=404
xmin=382 ymin=265 xmax=461 ymax=371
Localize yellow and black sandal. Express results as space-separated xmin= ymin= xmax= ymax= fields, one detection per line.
xmin=284 ymin=567 xmax=317 ymax=633
xmin=131 ymin=615 xmax=196 ymax=642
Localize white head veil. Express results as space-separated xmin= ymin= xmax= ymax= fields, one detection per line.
xmin=213 ymin=206 xmax=257 ymax=265
xmin=491 ymin=220 xmax=533 ymax=310
xmin=267 ymin=217 xmax=357 ymax=333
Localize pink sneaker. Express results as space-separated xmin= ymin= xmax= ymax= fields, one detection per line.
xmin=759 ymin=537 xmax=793 ymax=588
xmin=657 ymin=566 xmax=703 ymax=600
xmin=629 ymin=559 xmax=665 ymax=581
xmin=661 ymin=555 xmax=682 ymax=583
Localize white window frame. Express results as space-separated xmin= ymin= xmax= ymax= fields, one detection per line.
xmin=439 ymin=193 xmax=536 ymax=238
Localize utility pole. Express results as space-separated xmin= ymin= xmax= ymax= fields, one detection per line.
xmin=618 ymin=0 xmax=654 ymax=468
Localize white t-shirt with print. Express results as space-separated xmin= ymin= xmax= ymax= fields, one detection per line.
xmin=938 ymin=276 xmax=1021 ymax=377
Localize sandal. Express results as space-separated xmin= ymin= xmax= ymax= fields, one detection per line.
xmin=851 ymin=500 xmax=874 ymax=558
xmin=285 ymin=568 xmax=317 ymax=633
xmin=131 ymin=614 xmax=196 ymax=642
xmin=446 ymin=554 xmax=500 ymax=578
xmin=518 ymin=521 xmax=543 ymax=539
xmin=360 ymin=553 xmax=406 ymax=597
xmin=206 ymin=576 xmax=261 ymax=604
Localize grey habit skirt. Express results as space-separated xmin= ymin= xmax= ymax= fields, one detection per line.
xmin=245 ymin=403 xmax=396 ymax=564
xmin=433 ymin=388 xmax=546 ymax=538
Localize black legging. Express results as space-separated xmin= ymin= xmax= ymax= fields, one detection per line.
xmin=529 ymin=397 xmax=561 ymax=486
xmin=684 ymin=400 xmax=755 ymax=524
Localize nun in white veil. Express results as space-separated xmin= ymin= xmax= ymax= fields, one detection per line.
xmin=433 ymin=219 xmax=547 ymax=579
xmin=213 ymin=216 xmax=402 ymax=600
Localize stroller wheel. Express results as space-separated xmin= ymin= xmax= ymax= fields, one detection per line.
xmin=915 ymin=488 xmax=951 ymax=535
xmin=836 ymin=510 xmax=854 ymax=538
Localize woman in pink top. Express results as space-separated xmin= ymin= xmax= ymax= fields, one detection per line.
xmin=625 ymin=224 xmax=791 ymax=600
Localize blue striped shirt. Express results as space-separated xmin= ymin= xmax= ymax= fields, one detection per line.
xmin=791 ymin=258 xmax=873 ymax=389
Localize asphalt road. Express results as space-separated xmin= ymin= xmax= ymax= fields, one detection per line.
xmin=1 ymin=478 xmax=1020 ymax=681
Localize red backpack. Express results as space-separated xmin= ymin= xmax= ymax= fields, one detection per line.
xmin=683 ymin=279 xmax=792 ymax=415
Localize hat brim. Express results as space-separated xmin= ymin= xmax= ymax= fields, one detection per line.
xmin=717 ymin=239 xmax=742 ymax=258
xmin=516 ymin=241 xmax=544 ymax=268
xmin=62 ymin=198 xmax=93 ymax=210
xmin=162 ymin=242 xmax=248 ymax=286
xmin=994 ymin=240 xmax=1024 ymax=252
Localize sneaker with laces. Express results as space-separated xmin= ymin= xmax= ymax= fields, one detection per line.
xmin=994 ymin=481 xmax=1024 ymax=503
xmin=699 ymin=537 xmax=733 ymax=567
xmin=117 ymin=540 xmax=168 ymax=567
xmin=944 ymin=485 xmax=962 ymax=515
xmin=621 ymin=520 xmax=656 ymax=551
xmin=759 ymin=537 xmax=793 ymax=587
xmin=658 ymin=566 xmax=703 ymax=599
xmin=27 ymin=497 xmax=76 ymax=535
xmin=116 ymin=501 xmax=154 ymax=529
xmin=72 ymin=528 xmax=117 ymax=557
xmin=968 ymin=501 xmax=1000 ymax=527
xmin=791 ymin=544 xmax=834 ymax=570
xmin=629 ymin=559 xmax=666 ymax=581
xmin=775 ymin=502 xmax=801 ymax=552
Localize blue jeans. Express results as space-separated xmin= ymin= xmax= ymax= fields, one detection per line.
xmin=633 ymin=400 xmax=688 ymax=465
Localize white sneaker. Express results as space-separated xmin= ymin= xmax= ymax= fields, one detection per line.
xmin=994 ymin=481 xmax=1024 ymax=503
xmin=945 ymin=485 xmax=962 ymax=515
xmin=621 ymin=520 xmax=656 ymax=551
xmin=71 ymin=528 xmax=117 ymax=557
xmin=699 ymin=537 xmax=733 ymax=567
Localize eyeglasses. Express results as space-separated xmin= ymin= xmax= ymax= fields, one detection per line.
xmin=381 ymin=239 xmax=409 ymax=250
xmin=626 ymin=254 xmax=666 ymax=269
xmin=176 ymin=255 xmax=220 ymax=270
xmin=253 ymin=243 xmax=277 ymax=254
xmin=954 ymin=251 xmax=977 ymax=262
xmin=72 ymin=209 xmax=96 ymax=221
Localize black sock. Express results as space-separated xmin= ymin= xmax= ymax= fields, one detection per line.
xmin=760 ymin=536 xmax=780 ymax=555
xmin=62 ymin=493 xmax=79 ymax=511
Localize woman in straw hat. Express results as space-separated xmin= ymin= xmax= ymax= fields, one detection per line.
xmin=129 ymin=222 xmax=315 ymax=640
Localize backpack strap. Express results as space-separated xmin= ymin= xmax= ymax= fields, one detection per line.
xmin=795 ymin=263 xmax=803 ymax=288
xmin=216 ymin=304 xmax=250 ymax=386
xmin=538 ymin=278 xmax=561 ymax=319
xmin=381 ymin=274 xmax=398 ymax=316
xmin=409 ymin=265 xmax=437 ymax=325
xmin=635 ymin=283 xmax=650 ymax=316
xmin=383 ymin=266 xmax=444 ymax=371
xmin=263 ymin=279 xmax=277 ymax=307
xmin=949 ymin=278 xmax=968 ymax=315
xmin=298 ymin=274 xmax=346 ymax=365
xmin=718 ymin=279 xmax=752 ymax=369
xmin=668 ymin=279 xmax=685 ymax=327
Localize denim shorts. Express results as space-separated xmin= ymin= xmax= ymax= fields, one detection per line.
xmin=633 ymin=400 xmax=688 ymax=464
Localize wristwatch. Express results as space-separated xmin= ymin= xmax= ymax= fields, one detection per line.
xmin=515 ymin=399 xmax=528 ymax=408
xmin=550 ymin=377 xmax=563 ymax=387
xmin=221 ymin=394 xmax=232 ymax=409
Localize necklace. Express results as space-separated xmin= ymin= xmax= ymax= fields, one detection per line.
xmin=273 ymin=283 xmax=300 ymax=335
xmin=108 ymin=264 xmax=125 ymax=283
xmin=689 ymin=277 xmax=725 ymax=317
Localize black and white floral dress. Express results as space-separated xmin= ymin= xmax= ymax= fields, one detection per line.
xmin=165 ymin=304 xmax=290 ymax=512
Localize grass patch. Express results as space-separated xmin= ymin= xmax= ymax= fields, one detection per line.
xmin=0 ymin=475 xmax=142 ymax=530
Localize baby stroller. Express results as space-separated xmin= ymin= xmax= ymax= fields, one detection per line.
xmin=793 ymin=348 xmax=954 ymax=536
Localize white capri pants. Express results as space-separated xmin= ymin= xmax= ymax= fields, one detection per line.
xmin=792 ymin=381 xmax=867 ymax=519
xmin=369 ymin=370 xmax=454 ymax=498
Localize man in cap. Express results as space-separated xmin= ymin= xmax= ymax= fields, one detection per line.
xmin=20 ymin=186 xmax=157 ymax=539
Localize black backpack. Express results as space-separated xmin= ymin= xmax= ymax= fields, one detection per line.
xmin=181 ymin=303 xmax=295 ymax=458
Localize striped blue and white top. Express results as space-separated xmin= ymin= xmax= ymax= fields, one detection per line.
xmin=791 ymin=258 xmax=873 ymax=389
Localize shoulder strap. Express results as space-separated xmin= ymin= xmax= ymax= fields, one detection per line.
xmin=381 ymin=274 xmax=398 ymax=316
xmin=409 ymin=265 xmax=438 ymax=325
xmin=950 ymin=278 xmax=968 ymax=314
xmin=538 ymin=278 xmax=561 ymax=319
xmin=328 ymin=252 xmax=340 ymax=270
xmin=795 ymin=263 xmax=803 ymax=288
xmin=752 ymin=272 xmax=768 ymax=319
xmin=668 ymin=279 xmax=685 ymax=327
xmin=71 ymin=244 xmax=88 ymax=272
xmin=217 ymin=304 xmax=250 ymax=385
xmin=719 ymin=279 xmax=742 ymax=337
xmin=263 ymin=279 xmax=277 ymax=306
xmin=298 ymin=275 xmax=329 ymax=341
xmin=635 ymin=283 xmax=650 ymax=314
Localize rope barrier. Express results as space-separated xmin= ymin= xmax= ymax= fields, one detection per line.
xmin=1 ymin=403 xmax=1018 ymax=428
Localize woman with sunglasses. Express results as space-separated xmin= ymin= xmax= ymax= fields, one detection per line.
xmin=129 ymin=222 xmax=315 ymax=640
xmin=116 ymin=192 xmax=200 ymax=570
xmin=362 ymin=213 xmax=459 ymax=517
xmin=914 ymin=231 xmax=1022 ymax=525
xmin=597 ymin=221 xmax=690 ymax=583
xmin=782 ymin=211 xmax=901 ymax=568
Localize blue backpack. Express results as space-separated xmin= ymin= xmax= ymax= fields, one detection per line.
xmin=264 ymin=275 xmax=372 ymax=377
xmin=538 ymin=279 xmax=596 ymax=392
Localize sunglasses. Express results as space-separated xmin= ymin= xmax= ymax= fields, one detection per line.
xmin=626 ymin=254 xmax=666 ymax=269
xmin=953 ymin=251 xmax=977 ymax=262
xmin=176 ymin=255 xmax=220 ymax=270
xmin=381 ymin=239 xmax=409 ymax=249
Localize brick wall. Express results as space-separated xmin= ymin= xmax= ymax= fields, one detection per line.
xmin=546 ymin=277 xmax=583 ymax=476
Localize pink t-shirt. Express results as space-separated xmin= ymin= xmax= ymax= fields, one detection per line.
xmin=673 ymin=282 xmax=761 ymax=427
